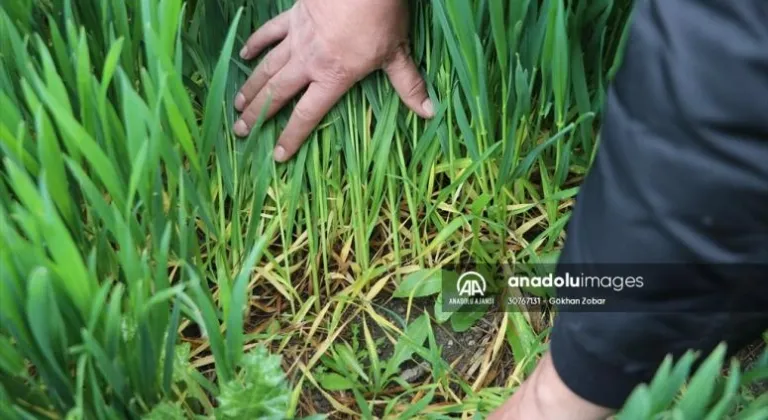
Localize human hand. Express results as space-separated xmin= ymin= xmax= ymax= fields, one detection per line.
xmin=234 ymin=0 xmax=435 ymax=162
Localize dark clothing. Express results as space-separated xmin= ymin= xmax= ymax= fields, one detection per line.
xmin=550 ymin=0 xmax=768 ymax=409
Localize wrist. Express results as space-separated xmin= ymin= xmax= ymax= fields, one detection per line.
xmin=532 ymin=353 xmax=615 ymax=419
xmin=488 ymin=352 xmax=615 ymax=420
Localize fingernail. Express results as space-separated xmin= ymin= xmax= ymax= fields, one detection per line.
xmin=234 ymin=93 xmax=245 ymax=110
xmin=422 ymin=98 xmax=435 ymax=117
xmin=239 ymin=46 xmax=249 ymax=59
xmin=273 ymin=145 xmax=286 ymax=162
xmin=234 ymin=119 xmax=249 ymax=137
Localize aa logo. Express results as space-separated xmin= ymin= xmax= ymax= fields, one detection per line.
xmin=456 ymin=271 xmax=486 ymax=297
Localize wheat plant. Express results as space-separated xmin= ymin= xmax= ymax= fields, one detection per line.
xmin=1 ymin=0 xmax=765 ymax=418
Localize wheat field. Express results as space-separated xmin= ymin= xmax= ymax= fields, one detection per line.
xmin=1 ymin=0 xmax=766 ymax=419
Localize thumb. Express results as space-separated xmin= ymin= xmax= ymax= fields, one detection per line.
xmin=384 ymin=48 xmax=435 ymax=118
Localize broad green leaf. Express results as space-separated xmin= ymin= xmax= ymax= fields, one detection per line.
xmin=383 ymin=313 xmax=430 ymax=381
xmin=393 ymin=269 xmax=443 ymax=298
xmin=317 ymin=372 xmax=355 ymax=391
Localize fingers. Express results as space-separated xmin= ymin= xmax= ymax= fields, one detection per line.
xmin=240 ymin=11 xmax=290 ymax=60
xmin=273 ymin=82 xmax=350 ymax=162
xmin=384 ymin=47 xmax=434 ymax=119
xmin=235 ymin=42 xmax=291 ymax=111
xmin=234 ymin=61 xmax=309 ymax=137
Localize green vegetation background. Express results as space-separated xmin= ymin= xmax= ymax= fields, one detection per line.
xmin=1 ymin=0 xmax=765 ymax=418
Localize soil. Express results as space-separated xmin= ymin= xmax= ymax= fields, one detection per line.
xmin=296 ymin=301 xmax=768 ymax=419
xmin=296 ymin=295 xmax=515 ymax=419
xmin=734 ymin=340 xmax=767 ymax=396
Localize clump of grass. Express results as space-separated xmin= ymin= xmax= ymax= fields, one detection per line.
xmin=1 ymin=0 xmax=766 ymax=419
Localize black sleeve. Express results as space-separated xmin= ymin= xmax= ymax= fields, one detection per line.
xmin=549 ymin=0 xmax=768 ymax=409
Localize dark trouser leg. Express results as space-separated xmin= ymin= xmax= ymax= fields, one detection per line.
xmin=549 ymin=0 xmax=768 ymax=409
